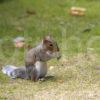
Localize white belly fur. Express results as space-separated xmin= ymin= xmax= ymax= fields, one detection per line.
xmin=35 ymin=61 xmax=47 ymax=78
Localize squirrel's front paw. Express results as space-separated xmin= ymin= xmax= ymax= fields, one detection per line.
xmin=39 ymin=78 xmax=45 ymax=81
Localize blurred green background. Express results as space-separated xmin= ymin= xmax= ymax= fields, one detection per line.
xmin=0 ymin=0 xmax=100 ymax=99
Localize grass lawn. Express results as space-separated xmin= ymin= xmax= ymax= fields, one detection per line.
xmin=0 ymin=0 xmax=100 ymax=99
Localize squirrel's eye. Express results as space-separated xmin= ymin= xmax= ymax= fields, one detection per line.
xmin=49 ymin=44 xmax=53 ymax=46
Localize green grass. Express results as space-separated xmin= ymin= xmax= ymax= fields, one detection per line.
xmin=0 ymin=0 xmax=100 ymax=99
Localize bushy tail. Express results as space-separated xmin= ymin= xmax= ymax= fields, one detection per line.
xmin=2 ymin=65 xmax=27 ymax=79
xmin=2 ymin=65 xmax=18 ymax=78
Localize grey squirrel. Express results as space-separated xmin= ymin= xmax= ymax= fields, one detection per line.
xmin=2 ymin=35 xmax=61 ymax=81
xmin=25 ymin=35 xmax=61 ymax=81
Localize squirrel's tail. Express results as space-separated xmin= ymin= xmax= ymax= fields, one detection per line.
xmin=2 ymin=65 xmax=27 ymax=79
xmin=2 ymin=65 xmax=18 ymax=79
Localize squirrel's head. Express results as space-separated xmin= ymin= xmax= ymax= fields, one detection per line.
xmin=43 ymin=35 xmax=61 ymax=60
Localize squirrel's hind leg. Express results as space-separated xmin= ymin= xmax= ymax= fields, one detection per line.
xmin=30 ymin=67 xmax=39 ymax=82
xmin=26 ymin=65 xmax=39 ymax=82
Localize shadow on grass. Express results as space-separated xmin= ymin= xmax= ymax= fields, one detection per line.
xmin=45 ymin=76 xmax=56 ymax=81
xmin=41 ymin=74 xmax=73 ymax=83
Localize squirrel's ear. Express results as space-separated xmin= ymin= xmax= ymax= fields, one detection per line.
xmin=43 ymin=39 xmax=48 ymax=44
xmin=43 ymin=38 xmax=50 ymax=44
xmin=43 ymin=33 xmax=54 ymax=44
xmin=43 ymin=36 xmax=52 ymax=44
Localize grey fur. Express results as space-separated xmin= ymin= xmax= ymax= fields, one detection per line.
xmin=2 ymin=65 xmax=27 ymax=79
xmin=25 ymin=36 xmax=61 ymax=81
